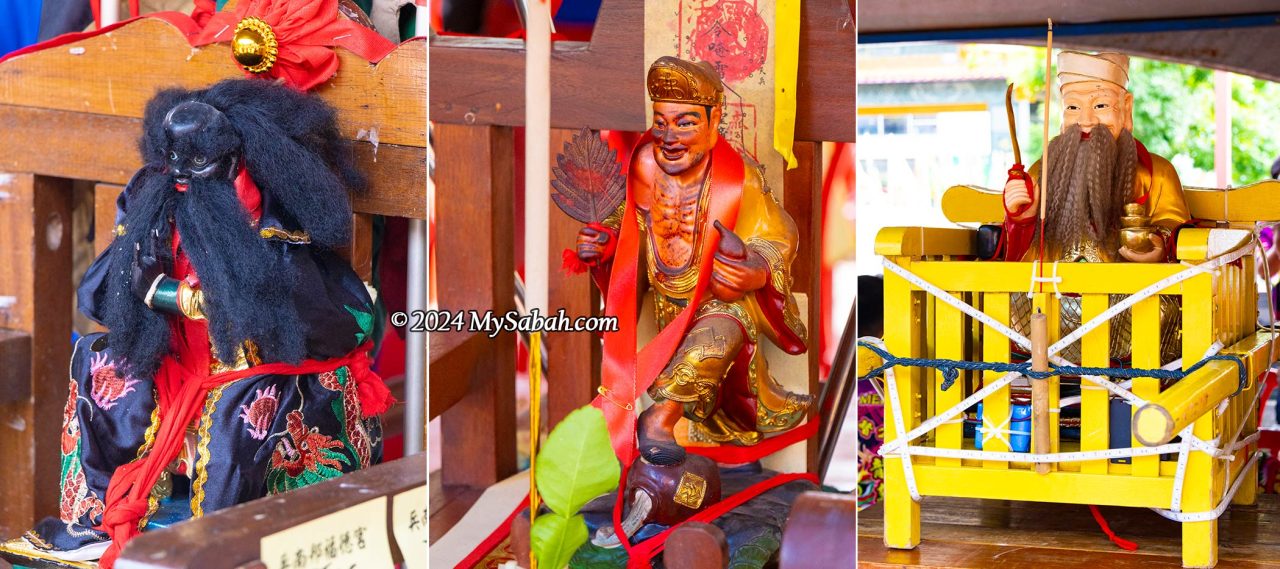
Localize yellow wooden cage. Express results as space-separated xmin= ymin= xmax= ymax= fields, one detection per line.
xmin=865 ymin=182 xmax=1280 ymax=568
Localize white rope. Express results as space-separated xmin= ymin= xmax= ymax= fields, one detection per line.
xmin=883 ymin=259 xmax=1033 ymax=351
xmin=1170 ymin=425 xmax=1194 ymax=513
xmin=1027 ymin=260 xmax=1065 ymax=299
xmin=876 ymin=243 xmax=1262 ymax=512
xmin=980 ymin=413 xmax=1013 ymax=448
xmin=1152 ymin=451 xmax=1262 ymax=522
xmin=883 ymin=364 xmax=922 ymax=502
xmin=1047 ymin=244 xmax=1253 ymax=358
xmin=878 ymin=371 xmax=1017 ymax=456
xmin=889 ymin=443 xmax=1184 ymax=464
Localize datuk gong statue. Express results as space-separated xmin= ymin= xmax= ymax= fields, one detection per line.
xmin=13 ymin=79 xmax=391 ymax=567
xmin=996 ymin=51 xmax=1192 ymax=362
xmin=572 ymin=56 xmax=811 ymax=538
xmin=999 ymin=50 xmax=1191 ymax=264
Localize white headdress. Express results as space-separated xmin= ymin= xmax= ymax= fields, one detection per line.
xmin=1058 ymin=51 xmax=1129 ymax=90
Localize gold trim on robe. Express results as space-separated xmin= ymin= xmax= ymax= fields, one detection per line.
xmin=641 ymin=158 xmax=811 ymax=445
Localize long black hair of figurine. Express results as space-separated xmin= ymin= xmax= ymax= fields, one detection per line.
xmin=102 ymin=79 xmax=366 ymax=378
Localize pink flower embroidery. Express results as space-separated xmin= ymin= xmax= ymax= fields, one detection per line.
xmin=89 ymin=352 xmax=140 ymax=410
xmin=239 ymin=385 xmax=281 ymax=440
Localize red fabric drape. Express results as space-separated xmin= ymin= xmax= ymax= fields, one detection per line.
xmin=196 ymin=0 xmax=396 ymax=91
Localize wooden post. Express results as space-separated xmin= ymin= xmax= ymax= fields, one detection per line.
xmin=783 ymin=142 xmax=823 ymax=473
xmin=1031 ymin=313 xmax=1050 ymax=475
xmin=1181 ymin=274 xmax=1219 ymax=568
xmin=434 ymin=125 xmax=518 ymax=490
xmin=546 ymin=129 xmax=600 ymax=427
xmin=0 ymin=173 xmax=73 ymax=536
xmin=882 ymin=263 xmax=920 ymax=549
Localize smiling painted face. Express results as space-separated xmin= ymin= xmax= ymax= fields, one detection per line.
xmin=1061 ymin=80 xmax=1133 ymax=140
xmin=651 ymin=101 xmax=722 ymax=176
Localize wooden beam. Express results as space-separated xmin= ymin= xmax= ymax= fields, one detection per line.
xmin=0 ymin=173 xmax=73 ymax=537
xmin=93 ymin=183 xmax=124 ymax=257
xmin=429 ymin=330 xmax=485 ymax=419
xmin=0 ymin=17 xmax=427 ymax=148
xmin=780 ymin=492 xmax=857 ymax=569
xmin=784 ymin=142 xmax=823 ymax=473
xmin=433 ymin=124 xmax=518 ymax=489
xmin=429 ymin=0 xmax=854 ymax=143
xmin=0 ymin=105 xmax=426 ymax=219
xmin=858 ymin=0 xmax=1277 ymax=34
xmin=116 ymin=454 xmax=426 ymax=568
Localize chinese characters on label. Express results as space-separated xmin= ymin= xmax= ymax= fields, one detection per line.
xmin=262 ymin=497 xmax=394 ymax=569
xmin=393 ymin=486 xmax=428 ymax=569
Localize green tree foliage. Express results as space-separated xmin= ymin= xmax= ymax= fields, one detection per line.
xmin=989 ymin=47 xmax=1280 ymax=186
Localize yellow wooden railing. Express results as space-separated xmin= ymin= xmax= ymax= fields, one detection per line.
xmin=873 ymin=183 xmax=1280 ymax=568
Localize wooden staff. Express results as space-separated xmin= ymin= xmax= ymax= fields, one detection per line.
xmin=1031 ymin=312 xmax=1051 ymax=474
xmin=1005 ymin=83 xmax=1022 ymax=166
xmin=524 ymin=3 xmax=551 ymax=567
xmin=1036 ymin=19 xmax=1053 ymax=292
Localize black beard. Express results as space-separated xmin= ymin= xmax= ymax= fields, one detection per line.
xmin=102 ymin=171 xmax=306 ymax=378
xmin=1041 ymin=124 xmax=1137 ymax=257
xmin=103 ymin=168 xmax=178 ymax=378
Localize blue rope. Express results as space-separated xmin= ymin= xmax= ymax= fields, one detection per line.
xmin=858 ymin=341 xmax=1248 ymax=395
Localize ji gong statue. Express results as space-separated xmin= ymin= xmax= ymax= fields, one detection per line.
xmin=573 ymin=56 xmax=811 ymax=537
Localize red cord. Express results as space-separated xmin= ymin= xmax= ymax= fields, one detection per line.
xmin=1088 ymin=505 xmax=1138 ymax=551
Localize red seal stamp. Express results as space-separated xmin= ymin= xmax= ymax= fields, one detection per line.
xmin=691 ymin=0 xmax=769 ymax=83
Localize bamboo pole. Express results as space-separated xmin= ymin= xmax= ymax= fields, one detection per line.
xmin=1031 ymin=313 xmax=1051 ymax=474
xmin=1133 ymin=361 xmax=1239 ymax=446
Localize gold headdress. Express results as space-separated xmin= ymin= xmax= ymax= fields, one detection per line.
xmin=647 ymin=56 xmax=723 ymax=107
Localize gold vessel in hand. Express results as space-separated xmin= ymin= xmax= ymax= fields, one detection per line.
xmin=1119 ymin=202 xmax=1156 ymax=254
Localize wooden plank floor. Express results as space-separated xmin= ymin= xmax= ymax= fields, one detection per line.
xmin=859 ymin=495 xmax=1280 ymax=568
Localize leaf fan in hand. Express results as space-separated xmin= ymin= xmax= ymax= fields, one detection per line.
xmin=550 ymin=128 xmax=626 ymax=224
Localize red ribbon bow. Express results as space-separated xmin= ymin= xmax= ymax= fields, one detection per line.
xmin=197 ymin=0 xmax=397 ymax=91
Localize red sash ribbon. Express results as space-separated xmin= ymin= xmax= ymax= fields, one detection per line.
xmin=96 ymin=342 xmax=389 ymax=568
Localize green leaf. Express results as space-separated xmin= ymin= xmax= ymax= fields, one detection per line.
xmin=535 ymin=405 xmax=620 ymax=516
xmin=530 ymin=513 xmax=588 ymax=569
xmin=344 ymin=304 xmax=374 ymax=344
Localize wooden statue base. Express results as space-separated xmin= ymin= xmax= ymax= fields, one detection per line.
xmin=509 ymin=464 xmax=821 ymax=568
xmin=858 ymin=495 xmax=1280 ymax=568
